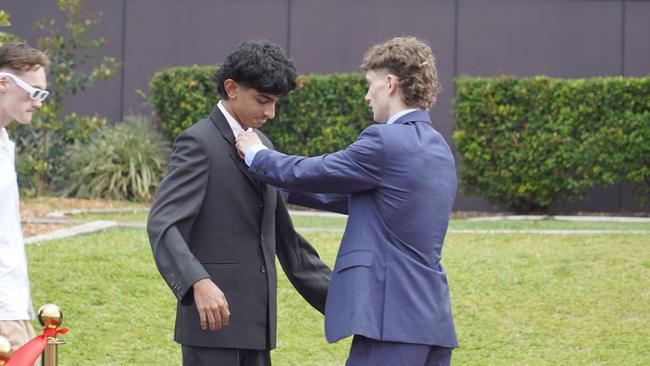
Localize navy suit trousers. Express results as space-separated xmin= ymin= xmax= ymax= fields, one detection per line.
xmin=345 ymin=335 xmax=452 ymax=366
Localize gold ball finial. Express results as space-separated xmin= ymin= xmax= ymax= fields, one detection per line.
xmin=0 ymin=335 xmax=11 ymax=365
xmin=38 ymin=304 xmax=63 ymax=329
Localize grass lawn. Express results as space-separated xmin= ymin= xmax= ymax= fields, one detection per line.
xmin=449 ymin=219 xmax=650 ymax=232
xmin=25 ymin=222 xmax=649 ymax=365
xmin=67 ymin=211 xmax=650 ymax=232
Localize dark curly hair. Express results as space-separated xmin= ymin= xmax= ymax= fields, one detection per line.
xmin=215 ymin=41 xmax=296 ymax=99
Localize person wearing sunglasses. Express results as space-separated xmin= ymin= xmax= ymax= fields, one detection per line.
xmin=0 ymin=42 xmax=50 ymax=360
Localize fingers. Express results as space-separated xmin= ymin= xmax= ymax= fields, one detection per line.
xmin=207 ymin=306 xmax=221 ymax=331
xmin=208 ymin=295 xmax=229 ymax=330
xmin=193 ymin=279 xmax=230 ymax=331
xmin=235 ymin=137 xmax=246 ymax=159
xmin=236 ymin=142 xmax=245 ymax=159
xmin=199 ymin=307 xmax=208 ymax=330
xmin=221 ymin=297 xmax=230 ymax=327
xmin=198 ymin=298 xmax=227 ymax=331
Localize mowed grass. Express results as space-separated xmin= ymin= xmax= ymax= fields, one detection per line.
xmin=449 ymin=219 xmax=650 ymax=232
xmin=26 ymin=226 xmax=649 ymax=365
xmin=67 ymin=211 xmax=650 ymax=232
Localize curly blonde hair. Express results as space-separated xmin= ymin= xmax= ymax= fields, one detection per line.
xmin=360 ymin=37 xmax=440 ymax=110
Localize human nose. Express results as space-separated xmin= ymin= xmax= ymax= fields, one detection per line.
xmin=265 ymin=103 xmax=276 ymax=119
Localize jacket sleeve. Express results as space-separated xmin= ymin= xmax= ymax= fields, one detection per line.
xmin=147 ymin=132 xmax=210 ymax=302
xmin=287 ymin=191 xmax=349 ymax=215
xmin=274 ymin=191 xmax=332 ymax=314
xmin=249 ymin=125 xmax=384 ymax=194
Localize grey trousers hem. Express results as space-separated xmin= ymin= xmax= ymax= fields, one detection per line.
xmin=182 ymin=345 xmax=271 ymax=366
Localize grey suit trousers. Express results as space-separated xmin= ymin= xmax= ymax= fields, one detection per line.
xmin=182 ymin=345 xmax=271 ymax=366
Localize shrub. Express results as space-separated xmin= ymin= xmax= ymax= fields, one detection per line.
xmin=269 ymin=73 xmax=373 ymax=156
xmin=453 ymin=76 xmax=650 ymax=213
xmin=0 ymin=9 xmax=19 ymax=44
xmin=149 ymin=65 xmax=218 ymax=141
xmin=9 ymin=0 xmax=119 ymax=195
xmin=12 ymin=113 xmax=107 ymax=196
xmin=150 ymin=66 xmax=373 ymax=155
xmin=63 ymin=115 xmax=170 ymax=202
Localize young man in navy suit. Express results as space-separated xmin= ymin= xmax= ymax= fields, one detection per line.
xmin=236 ymin=37 xmax=458 ymax=366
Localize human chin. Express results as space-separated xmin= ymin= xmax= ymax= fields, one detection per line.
xmin=371 ymin=109 xmax=384 ymax=123
xmin=16 ymin=111 xmax=34 ymax=124
xmin=250 ymin=118 xmax=267 ymax=129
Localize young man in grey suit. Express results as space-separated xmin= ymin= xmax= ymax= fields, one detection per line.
xmin=237 ymin=37 xmax=458 ymax=366
xmin=147 ymin=41 xmax=331 ymax=366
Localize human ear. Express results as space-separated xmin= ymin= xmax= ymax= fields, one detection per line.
xmin=223 ymin=79 xmax=239 ymax=99
xmin=386 ymin=74 xmax=398 ymax=95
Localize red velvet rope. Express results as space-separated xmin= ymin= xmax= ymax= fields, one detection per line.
xmin=5 ymin=327 xmax=68 ymax=366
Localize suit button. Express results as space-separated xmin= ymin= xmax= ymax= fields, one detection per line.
xmin=257 ymin=201 xmax=264 ymax=208
xmin=261 ymin=265 xmax=267 ymax=275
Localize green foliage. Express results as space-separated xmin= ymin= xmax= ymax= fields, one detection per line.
xmin=453 ymin=76 xmax=650 ymax=213
xmin=63 ymin=115 xmax=170 ymax=202
xmin=0 ymin=9 xmax=19 ymax=44
xmin=150 ymin=66 xmax=373 ymax=154
xmin=12 ymin=113 xmax=107 ymax=196
xmin=149 ymin=65 xmax=218 ymax=141
xmin=0 ymin=10 xmax=9 ymax=26
xmin=10 ymin=0 xmax=120 ymax=195
xmin=268 ymin=74 xmax=373 ymax=155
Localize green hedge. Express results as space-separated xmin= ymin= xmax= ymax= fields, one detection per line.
xmin=150 ymin=65 xmax=373 ymax=155
xmin=150 ymin=65 xmax=219 ymax=141
xmin=453 ymin=76 xmax=650 ymax=213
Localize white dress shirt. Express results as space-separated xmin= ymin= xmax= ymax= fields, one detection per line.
xmin=0 ymin=128 xmax=34 ymax=320
xmin=386 ymin=108 xmax=419 ymax=124
xmin=217 ymin=100 xmax=252 ymax=138
xmin=243 ymin=108 xmax=421 ymax=166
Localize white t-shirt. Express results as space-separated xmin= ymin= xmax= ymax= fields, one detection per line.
xmin=0 ymin=127 xmax=34 ymax=320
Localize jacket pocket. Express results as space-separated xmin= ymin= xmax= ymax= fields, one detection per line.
xmin=201 ymin=260 xmax=240 ymax=268
xmin=334 ymin=251 xmax=373 ymax=273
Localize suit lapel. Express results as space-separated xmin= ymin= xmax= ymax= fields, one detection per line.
xmin=209 ymin=106 xmax=263 ymax=195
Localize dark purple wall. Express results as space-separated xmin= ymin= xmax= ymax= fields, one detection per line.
xmin=4 ymin=0 xmax=649 ymax=212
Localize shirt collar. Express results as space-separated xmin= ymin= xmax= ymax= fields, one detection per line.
xmin=217 ymin=100 xmax=251 ymax=138
xmin=386 ymin=108 xmax=420 ymax=124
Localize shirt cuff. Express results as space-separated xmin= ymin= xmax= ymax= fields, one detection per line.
xmin=244 ymin=144 xmax=268 ymax=166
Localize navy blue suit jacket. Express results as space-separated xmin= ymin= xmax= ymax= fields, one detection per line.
xmin=248 ymin=110 xmax=458 ymax=348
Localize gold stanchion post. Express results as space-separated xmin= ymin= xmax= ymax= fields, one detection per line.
xmin=0 ymin=335 xmax=11 ymax=366
xmin=38 ymin=304 xmax=65 ymax=366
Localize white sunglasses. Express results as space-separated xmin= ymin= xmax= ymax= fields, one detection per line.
xmin=0 ymin=72 xmax=50 ymax=101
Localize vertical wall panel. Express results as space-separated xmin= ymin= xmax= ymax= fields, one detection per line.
xmin=289 ymin=0 xmax=456 ymax=139
xmin=4 ymin=0 xmax=649 ymax=211
xmin=457 ymin=0 xmax=623 ymax=77
xmin=122 ymin=0 xmax=290 ymax=116
xmin=4 ymin=0 xmax=124 ymax=122
xmin=624 ymin=1 xmax=650 ymax=76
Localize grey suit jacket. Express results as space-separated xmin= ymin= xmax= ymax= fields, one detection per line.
xmin=147 ymin=105 xmax=331 ymax=350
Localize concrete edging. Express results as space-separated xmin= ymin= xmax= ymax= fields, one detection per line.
xmin=23 ymin=208 xmax=649 ymax=244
